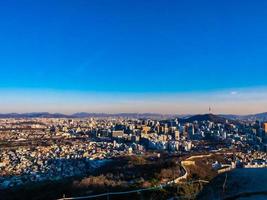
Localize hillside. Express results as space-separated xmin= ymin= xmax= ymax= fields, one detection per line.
xmin=181 ymin=114 xmax=231 ymax=124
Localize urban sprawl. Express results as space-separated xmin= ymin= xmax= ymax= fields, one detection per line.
xmin=1 ymin=114 xmax=267 ymax=189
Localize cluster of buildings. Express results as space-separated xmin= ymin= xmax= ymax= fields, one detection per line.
xmin=0 ymin=116 xmax=267 ymax=189
xmin=236 ymin=151 xmax=267 ymax=168
xmin=211 ymin=151 xmax=267 ymax=173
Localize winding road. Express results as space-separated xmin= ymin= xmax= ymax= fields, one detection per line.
xmin=57 ymin=154 xmax=212 ymax=200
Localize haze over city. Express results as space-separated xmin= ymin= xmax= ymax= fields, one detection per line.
xmin=0 ymin=87 xmax=267 ymax=114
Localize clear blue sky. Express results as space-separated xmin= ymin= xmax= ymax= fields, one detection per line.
xmin=0 ymin=0 xmax=267 ymax=113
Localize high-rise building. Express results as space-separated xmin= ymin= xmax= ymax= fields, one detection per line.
xmin=263 ymin=122 xmax=267 ymax=134
xmin=188 ymin=125 xmax=195 ymax=139
xmin=174 ymin=130 xmax=180 ymax=141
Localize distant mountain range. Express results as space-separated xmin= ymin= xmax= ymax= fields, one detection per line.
xmin=71 ymin=112 xmax=181 ymax=119
xmin=0 ymin=112 xmax=178 ymax=119
xmin=220 ymin=112 xmax=267 ymax=121
xmin=0 ymin=112 xmax=266 ymax=121
xmin=0 ymin=112 xmax=69 ymax=118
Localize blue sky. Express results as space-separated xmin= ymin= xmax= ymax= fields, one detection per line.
xmin=0 ymin=0 xmax=267 ymax=113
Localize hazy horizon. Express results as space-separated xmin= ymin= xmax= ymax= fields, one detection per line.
xmin=0 ymin=86 xmax=266 ymax=115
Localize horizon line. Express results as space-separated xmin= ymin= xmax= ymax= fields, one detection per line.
xmin=0 ymin=111 xmax=266 ymax=116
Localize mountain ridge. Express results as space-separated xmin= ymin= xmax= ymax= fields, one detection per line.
xmin=0 ymin=112 xmax=266 ymax=121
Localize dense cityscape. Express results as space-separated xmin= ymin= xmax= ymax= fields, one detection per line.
xmin=1 ymin=0 xmax=267 ymax=199
xmin=1 ymin=113 xmax=267 ymax=199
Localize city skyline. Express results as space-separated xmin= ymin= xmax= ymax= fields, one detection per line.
xmin=0 ymin=0 xmax=267 ymax=113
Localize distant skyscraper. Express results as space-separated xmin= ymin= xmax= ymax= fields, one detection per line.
xmin=188 ymin=125 xmax=195 ymax=138
xmin=263 ymin=122 xmax=267 ymax=134
xmin=174 ymin=130 xmax=180 ymax=141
